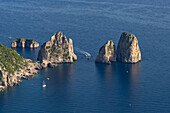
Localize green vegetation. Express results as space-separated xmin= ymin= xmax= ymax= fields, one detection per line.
xmin=46 ymin=46 xmax=51 ymax=49
xmin=28 ymin=60 xmax=37 ymax=63
xmin=56 ymin=50 xmax=61 ymax=54
xmin=63 ymin=53 xmax=69 ymax=58
xmin=68 ymin=56 xmax=71 ymax=60
xmin=50 ymin=47 xmax=57 ymax=53
xmin=0 ymin=71 xmax=2 ymax=79
xmin=0 ymin=43 xmax=28 ymax=75
xmin=12 ymin=38 xmax=26 ymax=42
xmin=12 ymin=38 xmax=38 ymax=44
xmin=63 ymin=53 xmax=70 ymax=59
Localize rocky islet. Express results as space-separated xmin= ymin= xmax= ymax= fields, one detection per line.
xmin=95 ymin=40 xmax=116 ymax=64
xmin=116 ymin=32 xmax=141 ymax=63
xmin=11 ymin=38 xmax=39 ymax=48
xmin=0 ymin=31 xmax=142 ymax=92
xmin=37 ymin=32 xmax=77 ymax=68
xmin=96 ymin=32 xmax=141 ymax=64
xmin=0 ymin=32 xmax=78 ymax=92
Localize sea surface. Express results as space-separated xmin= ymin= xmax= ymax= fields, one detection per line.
xmin=0 ymin=0 xmax=170 ymax=112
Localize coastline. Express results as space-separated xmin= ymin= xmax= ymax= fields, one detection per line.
xmin=0 ymin=59 xmax=41 ymax=92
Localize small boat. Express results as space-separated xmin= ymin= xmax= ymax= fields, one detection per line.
xmin=42 ymin=80 xmax=46 ymax=87
xmin=47 ymin=78 xmax=50 ymax=80
xmin=8 ymin=36 xmax=12 ymax=39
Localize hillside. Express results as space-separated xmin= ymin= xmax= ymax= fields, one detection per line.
xmin=0 ymin=43 xmax=41 ymax=91
xmin=0 ymin=43 xmax=28 ymax=75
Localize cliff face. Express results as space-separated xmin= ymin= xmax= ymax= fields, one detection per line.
xmin=37 ymin=32 xmax=77 ymax=68
xmin=116 ymin=32 xmax=141 ymax=63
xmin=0 ymin=43 xmax=41 ymax=92
xmin=11 ymin=38 xmax=39 ymax=48
xmin=95 ymin=40 xmax=116 ymax=64
xmin=0 ymin=60 xmax=41 ymax=87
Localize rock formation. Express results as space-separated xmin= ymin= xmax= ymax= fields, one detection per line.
xmin=37 ymin=32 xmax=77 ymax=68
xmin=11 ymin=38 xmax=39 ymax=48
xmin=0 ymin=60 xmax=41 ymax=88
xmin=0 ymin=43 xmax=41 ymax=92
xmin=116 ymin=32 xmax=141 ymax=63
xmin=95 ymin=40 xmax=116 ymax=64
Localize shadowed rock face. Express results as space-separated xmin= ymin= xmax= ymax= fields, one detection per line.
xmin=11 ymin=38 xmax=39 ymax=48
xmin=37 ymin=32 xmax=77 ymax=68
xmin=116 ymin=32 xmax=141 ymax=63
xmin=95 ymin=40 xmax=116 ymax=64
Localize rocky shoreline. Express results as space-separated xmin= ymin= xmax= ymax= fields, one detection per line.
xmin=0 ymin=32 xmax=77 ymax=92
xmin=0 ymin=31 xmax=142 ymax=92
xmin=0 ymin=59 xmax=41 ymax=92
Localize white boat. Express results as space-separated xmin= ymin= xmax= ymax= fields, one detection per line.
xmin=47 ymin=78 xmax=50 ymax=80
xmin=8 ymin=36 xmax=12 ymax=39
xmin=42 ymin=80 xmax=46 ymax=87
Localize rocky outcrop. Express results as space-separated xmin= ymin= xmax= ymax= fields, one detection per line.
xmin=95 ymin=32 xmax=141 ymax=64
xmin=116 ymin=32 xmax=141 ymax=63
xmin=95 ymin=40 xmax=116 ymax=64
xmin=0 ymin=60 xmax=41 ymax=89
xmin=11 ymin=38 xmax=39 ymax=48
xmin=0 ymin=43 xmax=41 ymax=92
xmin=37 ymin=32 xmax=77 ymax=68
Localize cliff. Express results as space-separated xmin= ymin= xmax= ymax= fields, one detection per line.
xmin=11 ymin=38 xmax=39 ymax=48
xmin=95 ymin=40 xmax=116 ymax=64
xmin=37 ymin=32 xmax=77 ymax=68
xmin=116 ymin=32 xmax=141 ymax=63
xmin=0 ymin=43 xmax=41 ymax=92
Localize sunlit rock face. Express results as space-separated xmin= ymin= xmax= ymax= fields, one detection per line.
xmin=11 ymin=38 xmax=39 ymax=48
xmin=37 ymin=32 xmax=77 ymax=68
xmin=95 ymin=40 xmax=116 ymax=64
xmin=116 ymin=32 xmax=141 ymax=63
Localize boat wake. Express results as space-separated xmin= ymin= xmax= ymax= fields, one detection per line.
xmin=74 ymin=47 xmax=91 ymax=59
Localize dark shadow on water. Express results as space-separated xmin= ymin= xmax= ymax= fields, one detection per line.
xmin=0 ymin=62 xmax=76 ymax=112
xmin=116 ymin=62 xmax=141 ymax=108
xmin=39 ymin=62 xmax=76 ymax=110
xmin=95 ymin=62 xmax=117 ymax=84
xmin=95 ymin=62 xmax=141 ymax=110
xmin=117 ymin=62 xmax=141 ymax=89
xmin=40 ymin=62 xmax=76 ymax=96
xmin=95 ymin=62 xmax=141 ymax=85
xmin=12 ymin=47 xmax=39 ymax=61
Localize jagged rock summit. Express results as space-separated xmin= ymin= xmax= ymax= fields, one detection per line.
xmin=116 ymin=32 xmax=141 ymax=63
xmin=11 ymin=38 xmax=39 ymax=48
xmin=37 ymin=32 xmax=77 ymax=68
xmin=95 ymin=40 xmax=116 ymax=64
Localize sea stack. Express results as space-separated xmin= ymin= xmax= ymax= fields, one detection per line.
xmin=37 ymin=32 xmax=77 ymax=68
xmin=116 ymin=32 xmax=141 ymax=63
xmin=95 ymin=40 xmax=116 ymax=64
xmin=11 ymin=38 xmax=39 ymax=48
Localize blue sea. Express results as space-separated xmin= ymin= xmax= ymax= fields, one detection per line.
xmin=0 ymin=0 xmax=170 ymax=112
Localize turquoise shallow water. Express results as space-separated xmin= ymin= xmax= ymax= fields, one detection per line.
xmin=0 ymin=0 xmax=170 ymax=112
